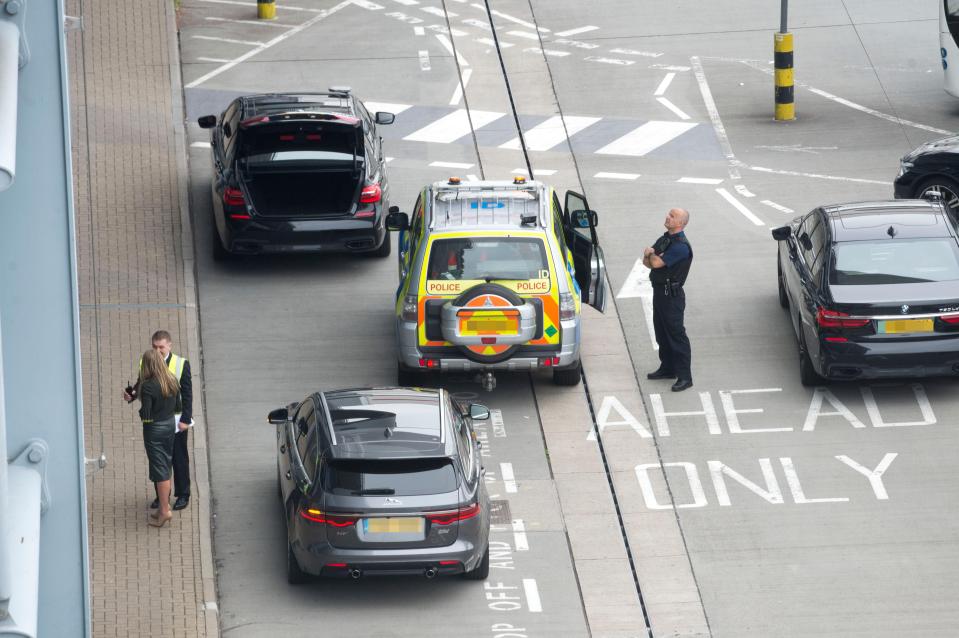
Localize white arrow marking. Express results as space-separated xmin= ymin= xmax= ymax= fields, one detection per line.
xmin=617 ymin=257 xmax=657 ymax=350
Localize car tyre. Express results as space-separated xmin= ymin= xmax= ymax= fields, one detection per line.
xmin=916 ymin=176 xmax=959 ymax=214
xmin=287 ymin=541 xmax=309 ymax=585
xmin=777 ymin=257 xmax=789 ymax=309
xmin=212 ymin=222 xmax=231 ymax=262
xmin=370 ymin=228 xmax=392 ymax=258
xmin=462 ymin=545 xmax=490 ymax=580
xmin=798 ymin=333 xmax=825 ymax=387
xmin=552 ymin=361 xmax=582 ymax=386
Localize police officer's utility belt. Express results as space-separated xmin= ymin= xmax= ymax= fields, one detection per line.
xmin=660 ymin=281 xmax=683 ymax=297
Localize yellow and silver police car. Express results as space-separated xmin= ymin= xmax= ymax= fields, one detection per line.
xmin=387 ymin=176 xmax=607 ymax=390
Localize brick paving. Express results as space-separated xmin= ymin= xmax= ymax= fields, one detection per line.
xmin=67 ymin=1 xmax=217 ymax=636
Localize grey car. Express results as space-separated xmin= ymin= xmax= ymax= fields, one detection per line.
xmin=268 ymin=387 xmax=491 ymax=583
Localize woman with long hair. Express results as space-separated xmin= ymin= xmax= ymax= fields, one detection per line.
xmin=138 ymin=348 xmax=180 ymax=527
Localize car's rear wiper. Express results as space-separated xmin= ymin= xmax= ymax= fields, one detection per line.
xmin=475 ymin=274 xmax=526 ymax=282
xmin=351 ymin=488 xmax=396 ymax=495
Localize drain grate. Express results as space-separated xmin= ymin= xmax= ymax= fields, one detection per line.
xmin=489 ymin=499 xmax=512 ymax=525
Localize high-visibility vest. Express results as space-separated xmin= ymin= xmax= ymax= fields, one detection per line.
xmin=139 ymin=353 xmax=186 ymax=381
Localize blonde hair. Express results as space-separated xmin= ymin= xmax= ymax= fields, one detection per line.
xmin=140 ymin=349 xmax=179 ymax=398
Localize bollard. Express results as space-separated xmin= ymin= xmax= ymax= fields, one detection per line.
xmin=774 ymin=32 xmax=794 ymax=121
xmin=257 ymin=0 xmax=276 ymax=20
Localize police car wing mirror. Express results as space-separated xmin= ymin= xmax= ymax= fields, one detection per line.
xmin=468 ymin=404 xmax=491 ymax=421
xmin=267 ymin=408 xmax=289 ymax=424
xmin=198 ymin=115 xmax=217 ymax=129
xmin=572 ymin=209 xmax=598 ymax=228
xmin=386 ymin=210 xmax=409 ymax=231
xmin=375 ymin=111 xmax=395 ymax=125
xmin=771 ymin=226 xmax=791 ymax=241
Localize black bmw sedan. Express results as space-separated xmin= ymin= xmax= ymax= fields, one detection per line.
xmin=894 ymin=134 xmax=959 ymax=219
xmin=772 ymin=200 xmax=959 ymax=385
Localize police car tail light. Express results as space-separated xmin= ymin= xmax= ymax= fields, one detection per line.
xmin=941 ymin=313 xmax=959 ymax=324
xmin=360 ymin=183 xmax=382 ymax=204
xmin=559 ymin=293 xmax=576 ymax=320
xmin=426 ymin=502 xmax=480 ymax=526
xmin=300 ymin=508 xmax=358 ymax=527
xmin=418 ymin=358 xmax=439 ymax=369
xmin=401 ymin=295 xmax=418 ymax=321
xmin=223 ymin=187 xmax=245 ymax=207
xmin=816 ymin=308 xmax=869 ymax=329
xmin=538 ymin=356 xmax=560 ymax=368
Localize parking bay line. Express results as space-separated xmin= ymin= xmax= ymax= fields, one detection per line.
xmin=523 ymin=579 xmax=543 ymax=612
xmin=716 ymin=187 xmax=764 ymax=226
xmin=656 ymin=97 xmax=690 ymax=120
xmin=449 ymin=68 xmax=473 ymax=106
xmin=500 ymin=462 xmax=517 ymax=493
xmin=512 ymin=519 xmax=529 ymax=551
xmin=192 ymin=35 xmax=265 ymax=46
xmin=616 ymin=257 xmax=657 ymax=350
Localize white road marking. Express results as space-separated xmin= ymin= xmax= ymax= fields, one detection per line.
xmin=462 ymin=18 xmax=491 ymax=31
xmin=552 ymin=38 xmax=599 ymax=49
xmin=197 ymin=0 xmax=322 ymax=12
xmin=835 ymin=453 xmax=898 ymax=500
xmin=476 ymin=5 xmax=548 ymax=32
xmin=761 ymin=199 xmax=794 ymax=213
xmin=691 ymin=55 xmax=739 ymax=179
xmin=654 ymin=72 xmax=675 ymax=96
xmin=385 ymin=157 xmax=395 ymax=163
xmin=414 ymin=25 xmax=425 ymax=35
xmin=426 ymin=24 xmax=467 ymax=36
xmin=595 ymin=121 xmax=696 ymax=156
xmin=656 ymin=97 xmax=690 ymax=120
xmin=192 ymin=35 xmax=265 ymax=46
xmin=478 ymin=37 xmax=513 ymax=48
xmin=585 ymin=56 xmax=635 ymax=66
xmin=204 ymin=16 xmax=293 ymax=27
xmin=555 ymin=25 xmax=598 ymax=37
xmin=512 ymin=167 xmax=557 ymax=176
xmin=734 ymin=184 xmax=755 ymax=198
xmin=404 ymin=109 xmax=503 ymax=143
xmin=422 ymin=6 xmax=454 ymax=17
xmin=716 ymin=188 xmax=764 ymax=226
xmin=650 ymin=63 xmax=691 ymax=71
xmin=512 ymin=519 xmax=529 ymax=551
xmin=742 ymin=163 xmax=892 ymax=185
xmin=609 ymin=47 xmax=663 ymax=58
xmin=190 ymin=141 xmax=212 ymax=148
xmin=755 ymin=143 xmax=837 ymax=154
xmin=507 ymin=30 xmax=540 ymax=40
xmin=522 ymin=579 xmax=543 ymax=612
xmin=392 ymin=0 xmax=418 ymax=5
xmin=466 ymin=174 xmax=480 ymax=181
xmin=616 ymin=258 xmax=656 ymax=350
xmin=500 ymin=115 xmax=599 ymax=151
xmin=490 ymin=409 xmax=506 ymax=437
xmin=435 ymin=33 xmax=469 ymax=66
xmin=186 ymin=0 xmax=349 ymax=88
xmin=418 ymin=49 xmax=431 ymax=70
xmin=449 ymin=67 xmax=473 ymax=105
xmin=678 ymin=177 xmax=723 ymax=185
xmin=351 ymin=0 xmax=383 ymax=9
xmin=362 ymin=102 xmax=412 ymax=115
xmin=387 ymin=11 xmax=423 ymax=23
xmin=197 ymin=56 xmax=231 ymax=63
xmin=500 ymin=462 xmax=517 ymax=493
xmin=781 ymin=458 xmax=849 ymax=504
xmin=429 ymin=160 xmax=475 ymax=169
xmin=595 ymin=171 xmax=640 ymax=180
xmin=524 ymin=47 xmax=571 ymax=57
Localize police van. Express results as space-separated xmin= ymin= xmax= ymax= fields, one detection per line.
xmin=387 ymin=177 xmax=607 ymax=390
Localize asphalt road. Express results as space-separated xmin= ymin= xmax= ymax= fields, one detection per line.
xmin=179 ymin=1 xmax=959 ymax=636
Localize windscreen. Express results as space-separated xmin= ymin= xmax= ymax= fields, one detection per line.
xmin=427 ymin=237 xmax=549 ymax=282
xmin=239 ymin=124 xmax=360 ymax=163
xmin=323 ymin=458 xmax=457 ymax=496
xmin=830 ymin=238 xmax=959 ymax=285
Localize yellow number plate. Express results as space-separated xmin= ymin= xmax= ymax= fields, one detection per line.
xmin=881 ymin=319 xmax=934 ymax=334
xmin=466 ymin=317 xmax=517 ymax=332
xmin=365 ymin=517 xmax=424 ymax=534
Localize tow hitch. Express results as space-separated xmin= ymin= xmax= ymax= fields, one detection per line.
xmin=475 ymin=371 xmax=497 ymax=392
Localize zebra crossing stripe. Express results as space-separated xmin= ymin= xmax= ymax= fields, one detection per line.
xmin=500 ymin=115 xmax=600 ymax=151
xmin=595 ymin=120 xmax=696 ymax=156
xmin=403 ymin=109 xmax=505 ymax=143
xmin=363 ymin=102 xmax=413 ymax=115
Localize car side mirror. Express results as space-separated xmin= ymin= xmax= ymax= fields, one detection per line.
xmin=469 ymin=404 xmax=490 ymax=421
xmin=375 ymin=111 xmax=395 ymax=125
xmin=771 ymin=226 xmax=792 ymax=241
xmin=267 ymin=408 xmax=289 ymax=424
xmin=197 ymin=115 xmax=217 ymax=129
xmin=571 ymin=209 xmax=598 ymax=228
xmin=387 ymin=211 xmax=409 ymax=231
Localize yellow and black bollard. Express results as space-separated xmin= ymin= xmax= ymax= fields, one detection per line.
xmin=774 ymin=32 xmax=794 ymax=121
xmin=257 ymin=0 xmax=276 ymax=20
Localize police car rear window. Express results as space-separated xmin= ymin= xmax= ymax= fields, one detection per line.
xmin=427 ymin=237 xmax=549 ymax=282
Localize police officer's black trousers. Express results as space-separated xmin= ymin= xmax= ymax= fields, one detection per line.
xmin=652 ymin=288 xmax=692 ymax=380
xmin=172 ymin=429 xmax=191 ymax=497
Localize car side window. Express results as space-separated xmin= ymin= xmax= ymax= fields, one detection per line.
xmin=797 ymin=214 xmax=820 ymax=267
xmin=405 ymin=194 xmax=425 ymax=271
xmin=809 ymin=222 xmax=828 ymax=281
xmin=451 ymin=405 xmax=474 ymax=480
xmin=294 ymin=399 xmax=315 ymax=461
xmin=222 ymin=102 xmax=241 ymax=165
xmin=356 ymin=101 xmax=376 ymax=152
xmin=551 ymin=192 xmax=569 ymax=261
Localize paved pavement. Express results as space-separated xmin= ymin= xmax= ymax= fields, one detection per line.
xmin=69 ymin=0 xmax=217 ymax=635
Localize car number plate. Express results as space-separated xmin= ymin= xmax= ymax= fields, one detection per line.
xmin=364 ymin=517 xmax=424 ymax=534
xmin=880 ymin=319 xmax=934 ymax=334
xmin=465 ymin=317 xmax=517 ymax=333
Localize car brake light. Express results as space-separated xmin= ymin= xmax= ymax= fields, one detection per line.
xmin=941 ymin=314 xmax=959 ymax=324
xmin=401 ymin=294 xmax=418 ymax=321
xmin=300 ymin=508 xmax=358 ymax=527
xmin=229 ymin=214 xmax=251 ymax=220
xmin=426 ymin=502 xmax=480 ymax=526
xmin=279 ymin=134 xmax=295 ymax=141
xmin=223 ymin=187 xmax=245 ymax=207
xmin=559 ymin=292 xmax=576 ymax=320
xmin=824 ymin=336 xmax=849 ymax=343
xmin=418 ymin=358 xmax=439 ymax=369
xmin=326 ymin=563 xmax=347 ymax=568
xmin=239 ymin=115 xmax=270 ymax=127
xmin=360 ymin=183 xmax=382 ymax=204
xmin=539 ymin=356 xmax=560 ymax=367
xmin=816 ymin=307 xmax=869 ymax=329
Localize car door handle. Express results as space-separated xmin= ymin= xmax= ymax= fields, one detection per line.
xmin=280 ymin=444 xmax=286 ymax=453
xmin=286 ymin=471 xmax=292 ymax=480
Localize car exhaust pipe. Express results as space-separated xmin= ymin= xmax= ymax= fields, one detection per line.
xmin=424 ymin=567 xmax=438 ymax=579
xmin=349 ymin=569 xmax=362 ymax=580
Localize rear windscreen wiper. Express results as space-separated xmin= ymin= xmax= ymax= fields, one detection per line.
xmin=351 ymin=488 xmax=396 ymax=495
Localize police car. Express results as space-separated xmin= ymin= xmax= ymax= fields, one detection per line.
xmin=388 ymin=177 xmax=607 ymax=390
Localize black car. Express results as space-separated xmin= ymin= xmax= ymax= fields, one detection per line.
xmin=268 ymin=387 xmax=492 ymax=583
xmin=772 ymin=200 xmax=959 ymax=385
xmin=894 ymin=134 xmax=959 ymax=220
xmin=198 ymin=89 xmax=395 ymax=260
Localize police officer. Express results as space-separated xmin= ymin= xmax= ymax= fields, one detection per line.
xmin=643 ymin=208 xmax=694 ymax=392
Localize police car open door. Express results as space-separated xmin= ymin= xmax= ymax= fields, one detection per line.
xmin=564 ymin=191 xmax=607 ymax=313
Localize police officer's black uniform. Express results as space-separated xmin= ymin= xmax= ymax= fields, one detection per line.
xmin=648 ymin=231 xmax=693 ymax=390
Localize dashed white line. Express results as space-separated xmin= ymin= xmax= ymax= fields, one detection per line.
xmin=351 ymin=0 xmax=383 ymax=9
xmin=650 ymin=63 xmax=691 ymax=71
xmin=429 ymin=160 xmax=475 ymax=169
xmin=387 ymin=10 xmax=423 ymax=24
xmin=609 ymin=47 xmax=663 ymax=58
xmin=654 ymin=72 xmax=675 ymax=96
xmin=421 ymin=6 xmax=454 ymax=17
xmin=418 ymin=49 xmax=431 ymax=71
xmin=507 ymin=30 xmax=540 ymax=40
xmin=391 ymin=0 xmax=418 ymax=5
xmin=735 ymin=184 xmax=756 ymax=198
xmin=762 ymin=199 xmax=794 ymax=213
xmin=477 ymin=37 xmax=513 ymax=48
xmin=523 ymin=579 xmax=543 ymax=613
xmin=555 ymin=25 xmax=598 ymax=37
xmin=449 ymin=67 xmax=473 ymax=105
xmin=462 ymin=18 xmax=491 ymax=31
xmin=466 ymin=174 xmax=480 ymax=181
xmin=742 ymin=163 xmax=892 ymax=185
xmin=678 ymin=176 xmax=723 ymax=185
xmin=691 ymin=55 xmax=740 ymax=179
xmin=524 ymin=47 xmax=571 ymax=57
xmin=192 ymin=35 xmax=265 ymax=46
xmin=435 ymin=33 xmax=469 ymax=66
xmin=552 ymin=38 xmax=599 ymax=50
xmin=190 ymin=141 xmax=212 ymax=148
xmin=656 ymin=97 xmax=690 ymax=120
xmin=595 ymin=171 xmax=640 ymax=180
xmin=204 ymin=16 xmax=293 ymax=28
xmin=197 ymin=57 xmax=231 ymax=63
xmin=512 ymin=519 xmax=529 ymax=551
xmin=585 ymin=56 xmax=635 ymax=66
xmin=414 ymin=25 xmax=425 ymax=35
xmin=500 ymin=462 xmax=517 ymax=493
xmin=716 ymin=187 xmax=764 ymax=226
xmin=512 ymin=167 xmax=557 ymax=176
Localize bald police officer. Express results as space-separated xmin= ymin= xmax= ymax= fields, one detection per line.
xmin=643 ymin=208 xmax=694 ymax=392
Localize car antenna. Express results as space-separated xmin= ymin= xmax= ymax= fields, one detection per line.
xmin=887 ymin=225 xmax=897 ymax=238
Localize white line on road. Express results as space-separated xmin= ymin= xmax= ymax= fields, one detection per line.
xmin=654 ymin=72 xmax=675 ymax=96
xmin=691 ymin=55 xmax=740 ymax=179
xmin=512 ymin=167 xmax=557 ymax=176
xmin=197 ymin=0 xmax=322 ymax=12
xmin=595 ymin=121 xmax=696 ymax=156
xmin=555 ymin=25 xmax=598 ymax=37
xmin=192 ymin=35 xmax=264 ymax=46
xmin=609 ymin=47 xmax=663 ymax=58
xmin=429 ymin=160 xmax=475 ymax=169
xmin=418 ymin=49 xmax=431 ymax=71
xmin=435 ymin=33 xmax=469 ymax=66
xmin=190 ymin=141 xmax=212 ymax=148
xmin=656 ymin=97 xmax=690 ymax=120
xmin=351 ymin=0 xmax=383 ymax=9
xmin=387 ymin=10 xmax=423 ymax=24
xmin=204 ymin=16 xmax=294 ymax=28
xmin=500 ymin=462 xmax=517 ymax=493
xmin=197 ymin=57 xmax=231 ymax=63
xmin=477 ymin=5 xmax=549 ymax=31
xmin=734 ymin=184 xmax=756 ymax=198
xmin=762 ymin=199 xmax=794 ymax=213
xmin=617 ymin=257 xmax=657 ymax=350
xmin=512 ymin=519 xmax=529 ymax=551
xmin=716 ymin=187 xmax=764 ymax=226
xmin=678 ymin=176 xmax=723 ymax=184
xmin=449 ymin=67 xmax=473 ymax=105
xmin=414 ymin=25 xmax=425 ymax=35
xmin=462 ymin=18 xmax=491 ymax=31
xmin=585 ymin=56 xmax=635 ymax=66
xmin=650 ymin=63 xmax=691 ymax=71
xmin=422 ymin=6 xmax=454 ymax=17
xmin=500 ymin=115 xmax=599 ymax=151
xmin=742 ymin=163 xmax=892 ymax=185
xmin=524 ymin=47 xmax=571 ymax=57
xmin=594 ymin=171 xmax=640 ymax=180
xmin=466 ymin=174 xmax=480 ymax=181
xmin=507 ymin=30 xmax=540 ymax=40
xmin=523 ymin=579 xmax=543 ymax=613
xmin=392 ymin=0 xmax=418 ymax=4
xmin=552 ymin=38 xmax=599 ymax=50
xmin=362 ymin=102 xmax=412 ymax=115
xmin=490 ymin=408 xmax=506 ymax=437
xmin=477 ymin=37 xmax=513 ymax=48
xmin=186 ymin=0 xmax=349 ymax=88
xmin=404 ymin=109 xmax=503 ymax=143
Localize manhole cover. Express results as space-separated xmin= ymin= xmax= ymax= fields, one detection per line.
xmin=489 ymin=499 xmax=512 ymax=525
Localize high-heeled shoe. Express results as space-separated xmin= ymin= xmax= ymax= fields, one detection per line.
xmin=148 ymin=511 xmax=173 ymax=527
